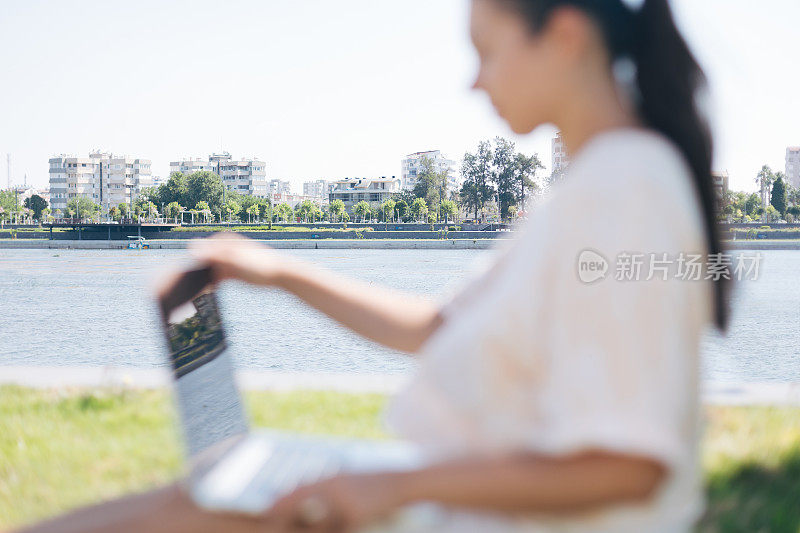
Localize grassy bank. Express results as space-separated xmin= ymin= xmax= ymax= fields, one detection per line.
xmin=1 ymin=386 xmax=799 ymax=532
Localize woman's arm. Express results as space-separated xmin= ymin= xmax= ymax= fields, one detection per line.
xmin=187 ymin=234 xmax=443 ymax=353
xmin=265 ymin=451 xmax=667 ymax=530
xmin=390 ymin=450 xmax=666 ymax=513
xmin=14 ymin=453 xmax=666 ymax=533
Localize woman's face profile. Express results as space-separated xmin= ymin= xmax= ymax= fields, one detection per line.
xmin=469 ymin=0 xmax=589 ymax=134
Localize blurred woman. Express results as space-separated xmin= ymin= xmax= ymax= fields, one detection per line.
xmin=18 ymin=0 xmax=729 ymax=532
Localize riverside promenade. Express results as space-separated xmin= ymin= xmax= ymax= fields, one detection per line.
xmin=2 ymin=365 xmax=799 ymax=406
xmin=0 ymin=238 xmax=502 ymax=250
xmin=0 ymin=239 xmax=797 ymax=250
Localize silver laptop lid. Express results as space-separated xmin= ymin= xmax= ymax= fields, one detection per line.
xmin=161 ymin=269 xmax=249 ymax=458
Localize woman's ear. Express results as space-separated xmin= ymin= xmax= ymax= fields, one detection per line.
xmin=541 ymin=6 xmax=599 ymax=62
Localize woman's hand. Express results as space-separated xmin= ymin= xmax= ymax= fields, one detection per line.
xmin=263 ymin=472 xmax=406 ymax=532
xmin=189 ymin=233 xmax=295 ymax=287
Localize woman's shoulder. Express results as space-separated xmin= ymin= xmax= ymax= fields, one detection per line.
xmin=563 ymin=127 xmax=694 ymax=196
xmin=537 ymin=128 xmax=707 ymax=252
xmin=548 ymin=128 xmax=700 ymax=218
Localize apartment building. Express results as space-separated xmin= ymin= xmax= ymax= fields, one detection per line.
xmin=170 ymin=152 xmax=268 ymax=196
xmin=329 ymin=177 xmax=400 ymax=212
xmin=551 ymin=132 xmax=570 ymax=183
xmin=401 ymin=150 xmax=458 ymax=193
xmin=10 ymin=185 xmax=49 ymax=205
xmin=268 ymin=179 xmax=292 ymax=196
xmin=303 ymin=179 xmax=330 ymax=199
xmin=48 ymin=152 xmax=152 ymax=213
xmin=786 ymin=147 xmax=800 ymax=189
xmin=711 ymin=171 xmax=729 ymax=212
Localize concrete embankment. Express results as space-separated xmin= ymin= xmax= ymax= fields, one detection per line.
xmin=724 ymin=240 xmax=800 ymax=250
xmin=0 ymin=238 xmax=504 ymax=250
xmin=0 ymin=238 xmax=798 ymax=250
xmin=2 ymin=366 xmax=799 ymax=406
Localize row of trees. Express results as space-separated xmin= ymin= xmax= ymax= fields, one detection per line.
xmin=459 ymin=137 xmax=545 ymax=221
xmin=721 ymin=165 xmax=800 ymax=223
xmin=0 ymin=191 xmax=51 ymax=224
xmin=138 ymin=169 xmax=479 ymax=224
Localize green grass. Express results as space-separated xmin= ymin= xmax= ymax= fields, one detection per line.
xmin=1 ymin=387 xmax=799 ymax=532
xmin=697 ymin=406 xmax=800 ymax=533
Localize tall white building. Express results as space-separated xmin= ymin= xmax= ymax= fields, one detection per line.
xmin=268 ymin=179 xmax=292 ymax=196
xmin=786 ymin=147 xmax=800 ymax=189
xmin=170 ymin=152 xmax=268 ymax=196
xmin=711 ymin=171 xmax=729 ymax=212
xmin=551 ymin=132 xmax=570 ymax=183
xmin=170 ymin=157 xmax=215 ymax=175
xmin=401 ymin=150 xmax=458 ymax=193
xmin=303 ymin=179 xmax=330 ymax=199
xmin=49 ymin=152 xmax=152 ymax=214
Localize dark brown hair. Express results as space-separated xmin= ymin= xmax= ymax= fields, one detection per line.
xmin=496 ymin=0 xmax=730 ymax=332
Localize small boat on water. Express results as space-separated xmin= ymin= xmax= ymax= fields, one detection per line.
xmin=127 ymin=236 xmax=150 ymax=250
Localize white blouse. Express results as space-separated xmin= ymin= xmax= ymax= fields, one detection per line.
xmin=383 ymin=128 xmax=715 ymax=533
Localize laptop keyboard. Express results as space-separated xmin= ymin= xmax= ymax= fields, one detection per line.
xmin=241 ymin=440 xmax=343 ymax=509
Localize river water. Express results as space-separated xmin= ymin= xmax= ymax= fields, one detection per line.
xmin=0 ymin=248 xmax=798 ymax=383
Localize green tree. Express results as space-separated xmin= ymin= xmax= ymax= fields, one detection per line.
xmin=23 ymin=194 xmax=48 ymax=221
xmin=223 ymin=200 xmax=241 ymax=223
xmin=513 ymin=152 xmax=544 ymax=214
xmin=412 ymin=156 xmax=448 ymax=212
xmin=157 ymin=172 xmax=190 ymax=207
xmin=381 ymin=199 xmax=396 ymax=223
xmin=245 ymin=204 xmax=259 ymax=223
xmin=459 ymin=141 xmax=495 ymax=221
xmin=756 ymin=165 xmax=775 ymax=194
xmin=117 ymin=202 xmax=130 ymax=221
xmin=394 ymin=199 xmax=408 ymax=222
xmin=297 ymin=200 xmax=321 ymax=223
xmin=108 ymin=206 xmax=119 ymax=221
xmin=257 ymin=199 xmax=273 ymax=228
xmin=276 ymin=203 xmax=293 ymax=222
xmin=165 ymin=201 xmax=183 ymax=222
xmin=66 ymin=197 xmax=100 ymax=221
xmin=0 ymin=190 xmax=16 ymax=223
xmin=492 ymin=137 xmax=518 ymax=221
xmin=745 ymin=193 xmax=761 ymax=217
xmin=310 ymin=204 xmax=323 ymax=223
xmin=755 ymin=165 xmax=775 ymax=215
xmin=765 ymin=205 xmax=780 ymax=222
xmin=186 ymin=171 xmax=226 ymax=215
xmin=194 ymin=201 xmax=211 ymax=223
xmin=138 ymin=186 xmax=160 ymax=206
xmin=142 ymin=201 xmax=159 ymax=221
xmin=353 ymin=201 xmax=371 ymax=223
xmin=770 ymin=175 xmax=788 ymax=216
xmin=329 ymin=199 xmax=346 ymax=223
xmin=410 ymin=197 xmax=428 ymax=222
xmin=439 ymin=199 xmax=458 ymax=224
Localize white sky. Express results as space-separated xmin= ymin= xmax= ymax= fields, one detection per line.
xmin=0 ymin=0 xmax=796 ymax=193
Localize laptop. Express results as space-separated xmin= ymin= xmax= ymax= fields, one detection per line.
xmin=158 ymin=266 xmax=445 ymax=527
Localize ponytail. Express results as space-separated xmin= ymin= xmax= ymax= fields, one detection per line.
xmin=497 ymin=0 xmax=731 ymax=332
xmin=631 ymin=0 xmax=730 ymax=333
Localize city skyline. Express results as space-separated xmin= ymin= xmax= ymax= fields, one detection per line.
xmin=1 ymin=0 xmax=798 ymax=194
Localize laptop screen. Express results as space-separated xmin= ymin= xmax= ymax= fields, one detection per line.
xmin=162 ymin=270 xmax=249 ymax=458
